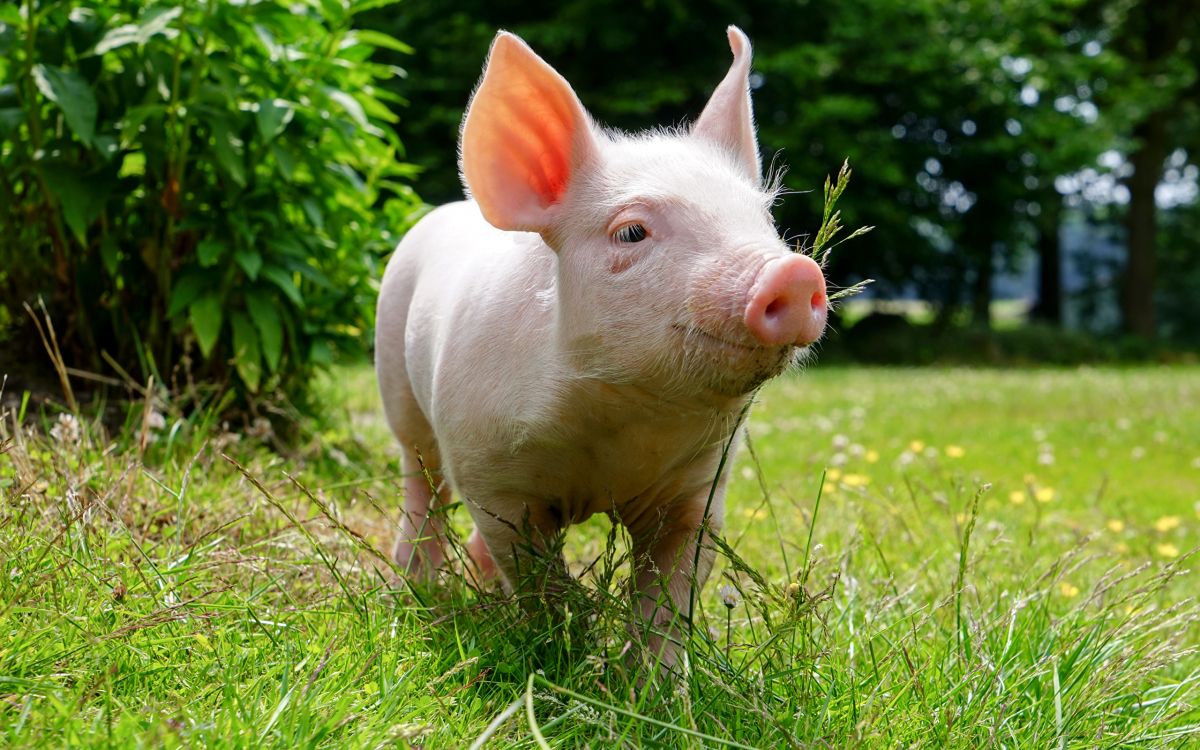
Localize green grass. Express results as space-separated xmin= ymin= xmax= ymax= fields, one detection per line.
xmin=2 ymin=365 xmax=1198 ymax=748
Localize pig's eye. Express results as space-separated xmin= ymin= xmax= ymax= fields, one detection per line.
xmin=614 ymin=223 xmax=648 ymax=244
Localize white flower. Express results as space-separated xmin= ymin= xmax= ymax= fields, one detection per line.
xmin=247 ymin=416 xmax=273 ymax=440
xmin=49 ymin=413 xmax=80 ymax=444
xmin=146 ymin=409 xmax=166 ymax=430
xmin=832 ymin=434 xmax=850 ymax=449
xmin=718 ymin=584 xmax=741 ymax=609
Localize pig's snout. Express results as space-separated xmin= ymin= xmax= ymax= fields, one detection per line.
xmin=744 ymin=254 xmax=828 ymax=347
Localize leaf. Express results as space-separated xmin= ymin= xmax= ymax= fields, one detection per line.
xmin=197 ymin=238 xmax=224 ymax=267
xmin=255 ymin=98 xmax=293 ymax=141
xmin=92 ymin=6 xmax=182 ymax=55
xmin=168 ymin=272 xmax=209 ymax=318
xmin=235 ymin=249 xmax=262 ymax=280
xmin=208 ymin=116 xmax=246 ymax=187
xmin=32 ymin=64 xmax=97 ymax=145
xmin=261 ymin=266 xmax=302 ymax=307
xmin=270 ymin=142 xmax=295 ymax=181
xmin=246 ymin=293 xmax=283 ymax=372
xmin=100 ymin=235 xmax=120 ymax=277
xmin=322 ymin=86 xmax=368 ymax=129
xmin=189 ymin=294 xmax=223 ymax=358
xmin=231 ymin=312 xmax=262 ymax=392
xmin=346 ymin=29 xmax=413 ymax=54
xmin=40 ymin=165 xmax=106 ymax=244
xmin=0 ymin=107 xmax=23 ymax=136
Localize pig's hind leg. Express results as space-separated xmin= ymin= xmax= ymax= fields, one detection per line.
xmin=394 ymin=439 xmax=448 ymax=577
xmin=379 ymin=360 xmax=449 ymax=577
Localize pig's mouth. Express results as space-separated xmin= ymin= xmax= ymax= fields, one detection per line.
xmin=674 ymin=324 xmax=796 ymax=365
xmin=673 ymin=324 xmax=796 ymax=396
xmin=677 ymin=325 xmax=761 ymax=354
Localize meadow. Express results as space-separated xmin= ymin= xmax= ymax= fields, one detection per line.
xmin=1 ymin=365 xmax=1198 ymax=748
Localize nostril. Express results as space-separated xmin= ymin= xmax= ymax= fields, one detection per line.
xmin=764 ymin=297 xmax=785 ymax=318
xmin=810 ymin=291 xmax=825 ymax=310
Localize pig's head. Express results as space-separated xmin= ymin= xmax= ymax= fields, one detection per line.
xmin=459 ymin=27 xmax=828 ymax=401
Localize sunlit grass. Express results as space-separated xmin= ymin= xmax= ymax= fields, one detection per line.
xmin=1 ymin=365 xmax=1197 ymax=747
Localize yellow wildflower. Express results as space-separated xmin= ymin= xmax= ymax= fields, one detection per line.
xmin=909 ymin=440 xmax=925 ymax=453
xmin=822 ymin=482 xmax=837 ymax=495
xmin=1059 ymin=581 xmax=1079 ymax=598
xmin=1106 ymin=519 xmax=1126 ymax=533
xmin=842 ymin=473 xmax=870 ymax=487
xmin=1155 ymin=543 xmax=1179 ymax=558
xmin=826 ymin=468 xmax=843 ymax=482
xmin=1009 ymin=490 xmax=1026 ymax=505
xmin=945 ymin=445 xmax=965 ymax=458
xmin=865 ymin=449 xmax=880 ymax=463
xmin=1153 ymin=515 xmax=1181 ymax=533
xmin=1035 ymin=487 xmax=1056 ymax=503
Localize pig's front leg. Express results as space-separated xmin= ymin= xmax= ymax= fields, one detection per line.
xmin=629 ymin=491 xmax=726 ymax=674
xmin=465 ymin=498 xmax=568 ymax=596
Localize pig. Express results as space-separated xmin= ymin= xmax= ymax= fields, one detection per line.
xmin=375 ymin=26 xmax=827 ymax=670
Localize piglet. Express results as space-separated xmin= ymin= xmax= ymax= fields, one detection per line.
xmin=375 ymin=26 xmax=827 ymax=670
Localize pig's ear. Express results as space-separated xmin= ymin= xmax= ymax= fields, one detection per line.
xmin=692 ymin=26 xmax=761 ymax=185
xmin=460 ymin=31 xmax=598 ymax=233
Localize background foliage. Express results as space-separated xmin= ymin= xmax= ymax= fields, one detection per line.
xmin=0 ymin=0 xmax=418 ymax=405
xmin=367 ymin=0 xmax=1199 ymax=343
xmin=1 ymin=0 xmax=1197 ymax=409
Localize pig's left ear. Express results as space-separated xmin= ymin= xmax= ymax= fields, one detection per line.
xmin=460 ymin=31 xmax=599 ymax=234
xmin=692 ymin=26 xmax=761 ymax=185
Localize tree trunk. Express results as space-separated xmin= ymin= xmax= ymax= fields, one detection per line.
xmin=970 ymin=243 xmax=992 ymax=327
xmin=1031 ymin=195 xmax=1063 ymax=325
xmin=1122 ymin=108 xmax=1166 ymax=339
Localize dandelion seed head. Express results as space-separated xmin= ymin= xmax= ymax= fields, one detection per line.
xmin=719 ymin=584 xmax=741 ymax=609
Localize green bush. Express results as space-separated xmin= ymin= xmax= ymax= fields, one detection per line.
xmin=0 ymin=0 xmax=419 ymax=403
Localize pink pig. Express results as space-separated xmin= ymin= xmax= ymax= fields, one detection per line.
xmin=375 ymin=26 xmax=827 ymax=668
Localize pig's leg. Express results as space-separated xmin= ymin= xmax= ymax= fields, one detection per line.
xmin=393 ymin=441 xmax=448 ymax=577
xmin=466 ymin=501 xmax=566 ymax=594
xmin=465 ymin=527 xmax=498 ymax=583
xmin=629 ymin=495 xmax=726 ymax=673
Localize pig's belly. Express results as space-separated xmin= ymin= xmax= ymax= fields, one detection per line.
xmin=455 ymin=423 xmax=730 ymax=533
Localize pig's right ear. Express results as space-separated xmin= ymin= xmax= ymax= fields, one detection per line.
xmin=460 ymin=32 xmax=598 ymax=234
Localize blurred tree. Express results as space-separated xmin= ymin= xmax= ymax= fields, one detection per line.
xmin=1103 ymin=0 xmax=1199 ymax=338
xmin=366 ymin=0 xmax=1190 ymax=334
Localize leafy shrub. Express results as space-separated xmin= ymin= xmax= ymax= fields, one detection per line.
xmin=0 ymin=0 xmax=419 ymax=404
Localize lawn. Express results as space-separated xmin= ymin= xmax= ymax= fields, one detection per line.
xmin=2 ymin=365 xmax=1197 ymax=748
